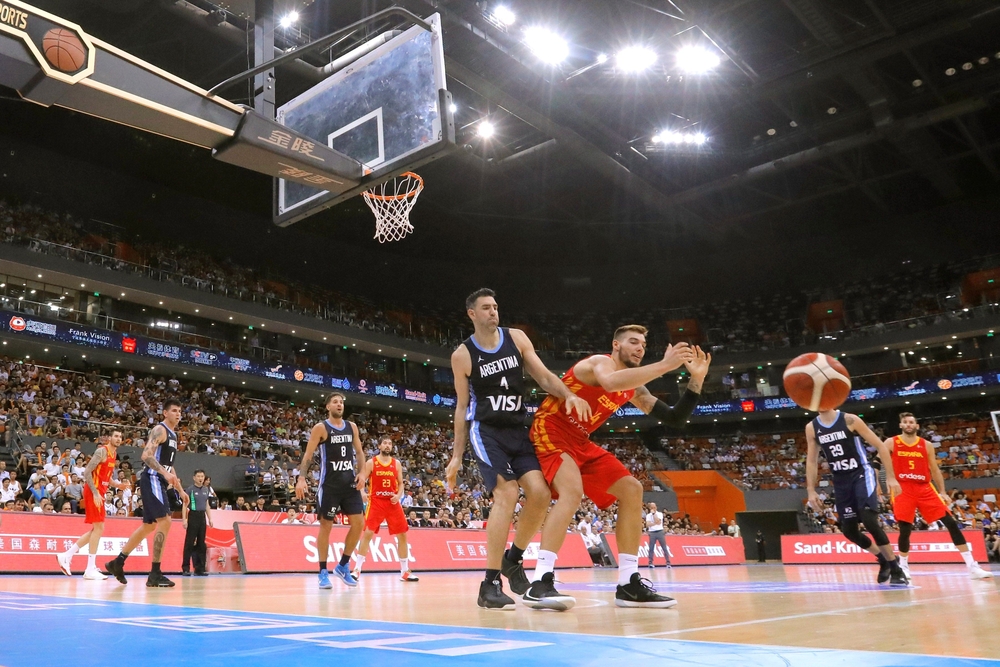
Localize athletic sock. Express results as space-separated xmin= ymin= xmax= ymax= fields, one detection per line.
xmin=898 ymin=555 xmax=908 ymax=568
xmin=618 ymin=553 xmax=639 ymax=586
xmin=87 ymin=554 xmax=97 ymax=570
xmin=339 ymin=553 xmax=351 ymax=568
xmin=960 ymin=550 xmax=977 ymax=568
xmin=506 ymin=544 xmax=525 ymax=563
xmin=355 ymin=554 xmax=366 ymax=572
xmin=65 ymin=544 xmax=80 ymax=557
xmin=150 ymin=562 xmax=161 ymax=575
xmin=399 ymin=555 xmax=408 ymax=575
xmin=531 ymin=550 xmax=557 ymax=583
xmin=116 ymin=552 xmax=128 ymax=564
xmin=320 ymin=561 xmax=328 ymax=573
xmin=485 ymin=568 xmax=501 ymax=583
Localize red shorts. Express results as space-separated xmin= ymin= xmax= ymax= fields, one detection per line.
xmin=364 ymin=498 xmax=409 ymax=535
xmin=892 ymin=483 xmax=950 ymax=524
xmin=532 ymin=434 xmax=631 ymax=510
xmin=83 ymin=488 xmax=106 ymax=525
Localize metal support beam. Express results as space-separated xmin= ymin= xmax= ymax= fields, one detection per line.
xmin=252 ymin=0 xmax=275 ymax=118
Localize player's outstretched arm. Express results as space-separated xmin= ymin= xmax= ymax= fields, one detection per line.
xmin=588 ymin=343 xmax=694 ymax=393
xmin=628 ymin=347 xmax=709 ymax=426
xmin=295 ymin=423 xmax=324 ymax=499
xmin=511 ymin=329 xmax=591 ymax=422
xmin=446 ymin=346 xmax=472 ymax=491
xmin=805 ymin=423 xmax=822 ymax=511
xmin=846 ymin=414 xmax=901 ymax=497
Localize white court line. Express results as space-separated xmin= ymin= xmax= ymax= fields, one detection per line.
xmin=635 ymin=591 xmax=979 ymax=637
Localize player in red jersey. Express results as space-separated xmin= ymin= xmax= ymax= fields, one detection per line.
xmin=525 ymin=325 xmax=709 ymax=609
xmin=57 ymin=430 xmax=126 ymax=580
xmin=353 ymin=437 xmax=419 ymax=582
xmin=888 ymin=412 xmax=993 ymax=580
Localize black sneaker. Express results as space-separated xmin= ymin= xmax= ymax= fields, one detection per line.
xmin=889 ymin=562 xmax=909 ymax=586
xmin=501 ymin=550 xmax=530 ymax=596
xmin=876 ymin=554 xmax=892 ymax=584
xmin=181 ymin=571 xmax=192 ymax=577
xmin=193 ymin=571 xmax=208 ymax=577
xmin=102 ymin=558 xmax=127 ymax=585
xmin=522 ymin=572 xmax=576 ymax=611
xmin=615 ymin=573 xmax=678 ymax=608
xmin=146 ymin=573 xmax=176 ymax=588
xmin=477 ymin=578 xmax=515 ymax=610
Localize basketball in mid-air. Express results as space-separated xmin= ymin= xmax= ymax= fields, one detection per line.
xmin=42 ymin=28 xmax=86 ymax=73
xmin=782 ymin=352 xmax=851 ymax=412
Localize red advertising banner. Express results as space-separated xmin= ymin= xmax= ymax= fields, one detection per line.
xmin=234 ymin=523 xmax=594 ymax=573
xmin=0 ymin=513 xmax=190 ymax=574
xmin=603 ymin=533 xmax=746 ymax=566
xmin=781 ymin=531 xmax=988 ymax=564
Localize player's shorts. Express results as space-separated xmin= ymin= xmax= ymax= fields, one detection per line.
xmin=892 ymin=483 xmax=950 ymax=524
xmin=365 ymin=497 xmax=409 ymax=535
xmin=531 ymin=430 xmax=631 ymax=510
xmin=317 ymin=477 xmax=364 ymax=520
xmin=83 ymin=487 xmax=106 ymax=524
xmin=832 ymin=469 xmax=880 ymax=521
xmin=468 ymin=422 xmax=541 ymax=494
xmin=138 ymin=471 xmax=170 ymax=524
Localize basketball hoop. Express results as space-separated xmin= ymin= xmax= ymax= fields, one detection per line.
xmin=362 ymin=172 xmax=424 ymax=243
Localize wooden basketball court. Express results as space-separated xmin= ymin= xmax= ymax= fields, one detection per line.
xmin=2 ymin=563 xmax=997 ymax=665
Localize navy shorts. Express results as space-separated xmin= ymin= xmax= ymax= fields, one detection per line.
xmin=468 ymin=422 xmax=541 ymax=494
xmin=317 ymin=477 xmax=364 ymax=520
xmin=833 ymin=468 xmax=880 ymax=521
xmin=139 ymin=471 xmax=170 ymax=524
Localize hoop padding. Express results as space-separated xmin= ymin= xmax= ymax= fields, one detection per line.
xmin=362 ymin=172 xmax=424 ymax=243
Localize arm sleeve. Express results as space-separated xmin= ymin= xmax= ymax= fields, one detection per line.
xmin=649 ymin=390 xmax=700 ymax=428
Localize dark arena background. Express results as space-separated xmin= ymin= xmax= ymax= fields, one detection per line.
xmin=1 ymin=0 xmax=1000 ymax=665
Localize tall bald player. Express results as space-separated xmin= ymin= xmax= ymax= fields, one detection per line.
xmin=446 ymin=288 xmax=592 ymax=610
xmin=296 ymin=393 xmax=366 ymax=590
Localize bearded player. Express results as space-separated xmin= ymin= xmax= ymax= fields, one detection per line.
xmin=57 ymin=429 xmax=126 ymax=580
xmin=353 ymin=437 xmax=419 ymax=582
xmin=527 ymin=325 xmax=707 ymax=609
xmin=888 ymin=412 xmax=992 ymax=580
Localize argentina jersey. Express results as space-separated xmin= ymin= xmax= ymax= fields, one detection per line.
xmin=319 ymin=419 xmax=356 ymax=484
xmin=813 ymin=410 xmax=879 ymax=520
xmin=145 ymin=421 xmax=178 ymax=482
xmin=463 ymin=327 xmax=526 ymax=427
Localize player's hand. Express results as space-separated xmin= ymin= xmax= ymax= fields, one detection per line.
xmin=294 ymin=477 xmax=307 ymax=500
xmin=182 ymin=519 xmax=188 ymax=529
xmin=391 ymin=494 xmax=400 ymax=505
xmin=807 ymin=490 xmax=823 ymax=512
xmin=445 ymin=456 xmax=461 ymax=493
xmin=662 ymin=343 xmax=693 ymax=371
xmin=887 ymin=478 xmax=902 ymax=498
xmin=684 ymin=346 xmax=712 ymax=379
xmin=564 ymin=395 xmax=592 ymax=422
xmin=207 ymin=519 xmax=213 ymax=528
xmin=164 ymin=472 xmax=179 ymax=488
xmin=939 ymin=493 xmax=952 ymax=507
xmin=354 ymin=473 xmax=365 ymax=490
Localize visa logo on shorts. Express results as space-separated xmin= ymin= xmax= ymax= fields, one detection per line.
xmin=681 ymin=545 xmax=727 ymax=557
xmin=488 ymin=395 xmax=522 ymax=411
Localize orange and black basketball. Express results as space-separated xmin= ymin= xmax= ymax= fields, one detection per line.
xmin=42 ymin=28 xmax=86 ymax=73
xmin=782 ymin=352 xmax=852 ymax=412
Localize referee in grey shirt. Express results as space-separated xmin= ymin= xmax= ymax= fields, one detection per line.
xmin=182 ymin=469 xmax=213 ymax=576
xmin=645 ymin=502 xmax=671 ymax=568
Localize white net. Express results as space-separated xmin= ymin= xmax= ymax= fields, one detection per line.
xmin=362 ymin=172 xmax=424 ymax=243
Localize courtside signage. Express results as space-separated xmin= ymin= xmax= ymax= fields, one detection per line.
xmin=781 ymin=532 xmax=988 ymax=564
xmin=604 ymin=534 xmax=745 ymax=565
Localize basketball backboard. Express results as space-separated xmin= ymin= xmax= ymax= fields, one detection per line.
xmin=273 ymin=13 xmax=455 ymax=227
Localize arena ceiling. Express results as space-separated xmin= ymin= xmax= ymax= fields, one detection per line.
xmin=3 ymin=0 xmax=1000 ymax=307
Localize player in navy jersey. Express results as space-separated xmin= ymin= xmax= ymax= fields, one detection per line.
xmin=295 ymin=392 xmax=366 ymax=590
xmin=446 ymin=288 xmax=591 ymax=610
xmin=806 ymin=409 xmax=908 ymax=585
xmin=104 ymin=398 xmax=188 ymax=588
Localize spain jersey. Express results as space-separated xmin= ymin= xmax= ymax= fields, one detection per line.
xmin=530 ymin=357 xmax=635 ymax=449
xmin=890 ymin=435 xmax=950 ymax=524
xmin=891 ymin=435 xmax=931 ymax=486
xmin=369 ymin=456 xmax=399 ymax=500
xmin=90 ymin=444 xmax=117 ymax=496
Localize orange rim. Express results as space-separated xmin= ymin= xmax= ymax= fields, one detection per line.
xmin=363 ymin=172 xmax=423 ymax=201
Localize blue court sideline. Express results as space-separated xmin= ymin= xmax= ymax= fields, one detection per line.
xmin=0 ymin=591 xmax=995 ymax=666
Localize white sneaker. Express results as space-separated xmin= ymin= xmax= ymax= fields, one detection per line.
xmin=970 ymin=566 xmax=994 ymax=580
xmin=56 ymin=552 xmax=73 ymax=576
xmin=899 ymin=561 xmax=911 ymax=579
xmin=83 ymin=568 xmax=108 ymax=581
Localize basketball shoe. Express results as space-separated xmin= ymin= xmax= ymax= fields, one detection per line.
xmin=522 ymin=573 xmax=575 ymax=611
xmin=56 ymin=552 xmax=73 ymax=576
xmin=970 ymin=565 xmax=994 ymax=580
xmin=317 ymin=569 xmax=333 ymax=589
xmin=501 ymin=549 xmax=530 ymax=595
xmin=83 ymin=568 xmax=108 ymax=581
xmin=400 ymin=570 xmax=419 ymax=582
xmin=103 ymin=558 xmax=127 ymax=584
xmin=477 ymin=578 xmax=515 ymax=610
xmin=615 ymin=573 xmax=678 ymax=608
xmin=333 ymin=563 xmax=358 ymax=587
xmin=146 ymin=573 xmax=176 ymax=588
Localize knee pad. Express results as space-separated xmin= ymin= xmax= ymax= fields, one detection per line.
xmin=940 ymin=514 xmax=967 ymax=545
xmin=860 ymin=509 xmax=890 ymax=547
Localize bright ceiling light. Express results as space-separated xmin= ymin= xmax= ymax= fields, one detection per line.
xmin=596 ymin=53 xmax=608 ymax=64
xmin=478 ymin=121 xmax=495 ymax=138
xmin=492 ymin=5 xmax=515 ymax=25
xmin=279 ymin=11 xmax=299 ymax=29
xmin=675 ymin=45 xmax=720 ymax=74
xmin=524 ymin=27 xmax=569 ymax=64
xmin=448 ymin=103 xmax=458 ymax=113
xmin=616 ymin=46 xmax=657 ymax=73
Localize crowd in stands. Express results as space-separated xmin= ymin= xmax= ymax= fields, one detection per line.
xmin=0 ymin=355 xmax=686 ymax=535
xmin=3 ymin=200 xmax=998 ymax=359
xmin=665 ymin=414 xmax=1000 ymax=492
